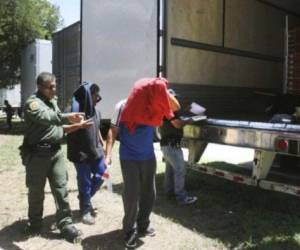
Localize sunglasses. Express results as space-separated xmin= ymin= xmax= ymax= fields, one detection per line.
xmin=43 ymin=85 xmax=56 ymax=90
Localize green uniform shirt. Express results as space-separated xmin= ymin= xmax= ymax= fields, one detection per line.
xmin=24 ymin=91 xmax=69 ymax=145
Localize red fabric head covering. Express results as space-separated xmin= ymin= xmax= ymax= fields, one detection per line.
xmin=120 ymin=77 xmax=174 ymax=133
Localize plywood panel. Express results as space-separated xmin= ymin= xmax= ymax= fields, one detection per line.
xmin=167 ymin=0 xmax=223 ymax=46
xmin=167 ymin=46 xmax=282 ymax=89
xmin=225 ymin=0 xmax=285 ymax=57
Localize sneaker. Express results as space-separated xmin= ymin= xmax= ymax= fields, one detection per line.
xmin=124 ymin=231 xmax=137 ymax=248
xmin=138 ymin=227 xmax=156 ymax=237
xmin=179 ymin=196 xmax=198 ymax=205
xmin=61 ymin=224 xmax=82 ymax=243
xmin=91 ymin=207 xmax=98 ymax=217
xmin=50 ymin=222 xmax=57 ymax=231
xmin=81 ymin=212 xmax=95 ymax=225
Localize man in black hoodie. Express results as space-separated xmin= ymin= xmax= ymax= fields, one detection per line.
xmin=67 ymin=83 xmax=106 ymax=225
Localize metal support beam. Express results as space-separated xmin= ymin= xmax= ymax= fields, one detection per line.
xmin=171 ymin=38 xmax=283 ymax=63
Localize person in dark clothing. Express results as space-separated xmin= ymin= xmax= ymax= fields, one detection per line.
xmin=4 ymin=100 xmax=13 ymax=129
xmin=117 ymin=78 xmax=180 ymax=248
xmin=160 ymin=89 xmax=198 ymax=205
xmin=67 ymin=82 xmax=106 ymax=225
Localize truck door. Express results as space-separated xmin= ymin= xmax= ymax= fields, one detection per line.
xmin=81 ymin=0 xmax=160 ymax=119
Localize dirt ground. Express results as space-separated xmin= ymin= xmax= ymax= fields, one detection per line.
xmin=0 ymin=134 xmax=227 ymax=250
xmin=1 ymin=120 xmax=300 ymax=250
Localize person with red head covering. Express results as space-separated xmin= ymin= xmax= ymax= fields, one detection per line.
xmin=120 ymin=77 xmax=175 ymax=132
xmin=112 ymin=77 xmax=180 ymax=248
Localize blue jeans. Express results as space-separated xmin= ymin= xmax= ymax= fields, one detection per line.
xmin=74 ymin=158 xmax=106 ymax=214
xmin=161 ymin=146 xmax=187 ymax=202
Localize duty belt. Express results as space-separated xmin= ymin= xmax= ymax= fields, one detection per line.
xmin=34 ymin=143 xmax=61 ymax=151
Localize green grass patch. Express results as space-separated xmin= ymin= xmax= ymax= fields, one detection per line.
xmin=168 ymin=167 xmax=300 ymax=249
xmin=0 ymin=135 xmax=23 ymax=172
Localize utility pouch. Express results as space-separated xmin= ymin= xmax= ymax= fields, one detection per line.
xmin=19 ymin=141 xmax=32 ymax=166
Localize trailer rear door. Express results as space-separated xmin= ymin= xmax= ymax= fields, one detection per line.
xmin=81 ymin=0 xmax=159 ymax=119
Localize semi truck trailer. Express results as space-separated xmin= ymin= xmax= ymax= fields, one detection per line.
xmin=81 ymin=0 xmax=300 ymax=196
xmin=52 ymin=22 xmax=81 ymax=110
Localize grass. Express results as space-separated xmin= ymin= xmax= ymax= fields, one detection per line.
xmin=0 ymin=135 xmax=23 ymax=173
xmin=174 ymin=166 xmax=300 ymax=249
xmin=154 ymin=148 xmax=300 ymax=249
xmin=1 ymin=119 xmax=300 ymax=249
xmin=0 ymin=117 xmax=25 ymax=135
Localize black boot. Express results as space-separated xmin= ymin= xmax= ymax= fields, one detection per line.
xmin=24 ymin=222 xmax=42 ymax=236
xmin=61 ymin=224 xmax=82 ymax=243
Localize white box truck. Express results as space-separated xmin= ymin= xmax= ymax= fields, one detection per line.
xmin=0 ymin=84 xmax=20 ymax=107
xmin=81 ymin=0 xmax=300 ymax=196
xmin=21 ymin=39 xmax=52 ymax=106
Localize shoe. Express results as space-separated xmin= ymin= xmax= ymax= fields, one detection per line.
xmin=91 ymin=207 xmax=98 ymax=217
xmin=50 ymin=222 xmax=57 ymax=231
xmin=138 ymin=227 xmax=155 ymax=237
xmin=24 ymin=223 xmax=42 ymax=236
xmin=124 ymin=231 xmax=137 ymax=248
xmin=61 ymin=224 xmax=82 ymax=243
xmin=82 ymin=212 xmax=96 ymax=225
xmin=179 ymin=196 xmax=198 ymax=205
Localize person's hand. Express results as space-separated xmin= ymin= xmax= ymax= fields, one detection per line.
xmin=67 ymin=112 xmax=85 ymax=123
xmin=79 ymin=118 xmax=93 ymax=129
xmin=63 ymin=118 xmax=93 ymax=134
xmin=105 ymin=155 xmax=112 ymax=166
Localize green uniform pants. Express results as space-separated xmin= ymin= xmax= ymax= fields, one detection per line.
xmin=26 ymin=149 xmax=72 ymax=230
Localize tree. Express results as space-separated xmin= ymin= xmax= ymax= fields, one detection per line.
xmin=0 ymin=0 xmax=62 ymax=87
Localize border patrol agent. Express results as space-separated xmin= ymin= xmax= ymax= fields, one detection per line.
xmin=21 ymin=72 xmax=92 ymax=242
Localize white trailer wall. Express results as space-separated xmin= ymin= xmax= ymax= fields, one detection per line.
xmin=81 ymin=0 xmax=158 ymax=119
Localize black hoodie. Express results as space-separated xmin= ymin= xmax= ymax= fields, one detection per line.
xmin=67 ymin=82 xmax=104 ymax=163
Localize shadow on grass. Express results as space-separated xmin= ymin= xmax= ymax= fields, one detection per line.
xmin=0 ymin=212 xmax=140 ymax=250
xmin=0 ymin=118 xmax=25 ymax=135
xmin=0 ymin=214 xmax=73 ymax=250
xmin=82 ymin=229 xmax=143 ymax=250
xmin=0 ymin=219 xmax=29 ymax=250
xmin=1 ymin=168 xmax=300 ymax=249
xmin=112 ymin=168 xmax=300 ymax=250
